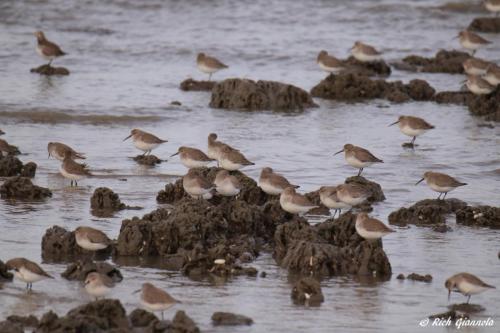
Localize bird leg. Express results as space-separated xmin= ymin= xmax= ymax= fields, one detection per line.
xmin=442 ymin=192 xmax=448 ymax=200
xmin=357 ymin=168 xmax=363 ymax=176
xmin=161 ymin=311 xmax=164 ymax=320
xmin=70 ymin=180 xmax=73 ymax=187
xmin=472 ymin=50 xmax=476 ymax=56
xmin=467 ymin=295 xmax=471 ymax=304
xmin=411 ymin=136 xmax=416 ymax=145
xmin=208 ymin=73 xmax=212 ymax=81
xmin=48 ymin=59 xmax=53 ymax=66
xmin=437 ymin=193 xmax=442 ymax=200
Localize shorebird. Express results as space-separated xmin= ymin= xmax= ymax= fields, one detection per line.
xmin=219 ymin=146 xmax=254 ymax=171
xmin=197 ymin=53 xmax=228 ymax=81
xmin=445 ymin=273 xmax=495 ymax=303
xmin=48 ymin=142 xmax=85 ymax=161
xmin=462 ymin=58 xmax=491 ymax=76
xmin=207 ymin=133 xmax=237 ymax=166
xmin=317 ymin=50 xmax=344 ymax=74
xmin=84 ymin=272 xmax=114 ymax=300
xmin=389 ymin=115 xmax=435 ymax=146
xmin=170 ymin=146 xmax=215 ymax=169
xmin=415 ymin=171 xmax=467 ymax=200
xmin=318 ymin=186 xmax=351 ymax=218
xmin=134 ymin=283 xmax=180 ymax=320
xmin=457 ymin=31 xmax=491 ymax=56
xmin=34 ymin=31 xmax=66 ymax=66
xmin=259 ymin=167 xmax=299 ymax=195
xmin=484 ymin=64 xmax=500 ymax=86
xmin=355 ymin=213 xmax=395 ymax=241
xmin=485 ymin=0 xmax=500 ymax=16
xmin=350 ymin=41 xmax=382 ymax=63
xmin=334 ymin=144 xmax=383 ymax=176
xmin=182 ymin=169 xmax=214 ymax=199
xmin=60 ymin=151 xmax=91 ymax=187
xmin=465 ymin=75 xmax=494 ymax=95
xmin=335 ymin=184 xmax=370 ymax=207
xmin=214 ymin=170 xmax=241 ymax=197
xmin=74 ymin=226 xmax=112 ymax=252
xmin=123 ymin=129 xmax=167 ymax=156
xmin=6 ymin=258 xmax=53 ymax=291
xmin=0 ymin=139 xmax=18 ymax=156
xmin=279 ymin=187 xmax=317 ymax=214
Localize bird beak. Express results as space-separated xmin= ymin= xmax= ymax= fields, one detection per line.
xmin=415 ymin=178 xmax=425 ymax=185
xmin=334 ymin=149 xmax=344 ymax=156
xmin=123 ymin=134 xmax=132 ymax=141
xmin=389 ymin=120 xmax=399 ymax=127
xmin=447 ymin=289 xmax=451 ymax=301
xmin=132 ymin=289 xmax=141 ymax=294
xmin=170 ymin=152 xmax=179 ymax=157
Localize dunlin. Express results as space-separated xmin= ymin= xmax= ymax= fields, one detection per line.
xmin=355 ymin=213 xmax=395 ymax=241
xmin=389 ymin=115 xmax=434 ymax=146
xmin=197 ymin=53 xmax=228 ymax=81
xmin=84 ymin=272 xmax=114 ymax=300
xmin=60 ymin=152 xmax=91 ymax=187
xmin=279 ymin=187 xmax=317 ymax=214
xmin=445 ymin=272 xmax=495 ymax=303
xmin=457 ymin=31 xmax=491 ymax=56
xmin=318 ymin=186 xmax=351 ymax=218
xmin=335 ymin=184 xmax=370 ymax=207
xmin=171 ymin=146 xmax=215 ymax=169
xmin=219 ymin=146 xmax=254 ymax=171
xmin=483 ymin=64 xmax=500 ymax=86
xmin=48 ymin=142 xmax=85 ymax=161
xmin=317 ymin=50 xmax=344 ymax=74
xmin=351 ymin=41 xmax=382 ymax=63
xmin=259 ymin=167 xmax=299 ymax=195
xmin=34 ymin=31 xmax=66 ymax=66
xmin=182 ymin=169 xmax=214 ymax=199
xmin=207 ymin=133 xmax=237 ymax=166
xmin=214 ymin=170 xmax=241 ymax=197
xmin=415 ymin=171 xmax=467 ymax=200
xmin=0 ymin=139 xmax=17 ymax=156
xmin=462 ymin=57 xmax=491 ymax=76
xmin=485 ymin=0 xmax=500 ymax=16
xmin=135 ymin=282 xmax=180 ymax=320
xmin=465 ymin=75 xmax=494 ymax=95
xmin=74 ymin=226 xmax=112 ymax=252
xmin=334 ymin=144 xmax=383 ymax=176
xmin=123 ymin=129 xmax=167 ymax=155
xmin=6 ymin=258 xmax=53 ymax=291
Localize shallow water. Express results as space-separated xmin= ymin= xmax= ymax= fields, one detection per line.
xmin=1 ymin=0 xmax=500 ymax=332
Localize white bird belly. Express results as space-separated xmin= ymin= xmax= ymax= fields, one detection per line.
xmin=141 ymin=300 xmax=174 ymax=311
xmin=180 ymin=156 xmax=211 ymax=169
xmin=355 ymin=225 xmax=385 ymax=240
xmin=134 ymin=140 xmax=158 ymax=152
xmin=320 ymin=196 xmax=351 ymax=210
xmin=400 ymin=125 xmax=427 ymax=137
xmin=428 ymin=182 xmax=455 ymax=193
xmin=76 ymin=237 xmax=107 ymax=251
xmin=216 ymin=180 xmax=239 ymax=196
xmin=86 ymin=284 xmax=111 ymax=297
xmin=461 ymin=40 xmax=481 ymax=50
xmin=458 ymin=281 xmax=490 ymax=295
xmin=259 ymin=181 xmax=284 ymax=195
xmin=318 ymin=62 xmax=341 ymax=73
xmin=60 ymin=166 xmax=85 ymax=181
xmin=352 ymin=50 xmax=381 ymax=63
xmin=346 ymin=155 xmax=372 ymax=169
xmin=17 ymin=267 xmax=47 ymax=283
xmin=484 ymin=74 xmax=500 ymax=86
xmin=36 ymin=45 xmax=54 ymax=61
xmin=486 ymin=3 xmax=500 ymax=12
xmin=220 ymin=159 xmax=242 ymax=171
xmin=466 ymin=82 xmax=492 ymax=95
xmin=198 ymin=63 xmax=219 ymax=74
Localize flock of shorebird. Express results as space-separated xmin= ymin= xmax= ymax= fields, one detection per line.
xmin=2 ymin=3 xmax=499 ymax=320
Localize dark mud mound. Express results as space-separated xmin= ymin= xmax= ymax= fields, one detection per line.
xmin=397 ymin=273 xmax=433 ymax=283
xmin=0 ymin=259 xmax=13 ymax=281
xmin=456 ymin=205 xmax=500 ymax=229
xmin=291 ymin=276 xmax=325 ymax=306
xmin=341 ymin=56 xmax=391 ymax=76
xmin=90 ymin=187 xmax=141 ymax=217
xmin=0 ymin=176 xmax=52 ymax=200
xmin=157 ymin=167 xmax=269 ymax=206
xmin=41 ymin=226 xmax=112 ymax=262
xmin=133 ymin=154 xmax=163 ymax=165
xmin=434 ymin=91 xmax=473 ymax=105
xmin=30 ymin=64 xmax=70 ymax=76
xmin=61 ymin=259 xmax=123 ymax=282
xmin=466 ymin=87 xmax=500 ymax=121
xmin=274 ymin=213 xmax=392 ymax=277
xmin=180 ymin=78 xmax=216 ymax=91
xmin=310 ymin=73 xmax=435 ymax=103
xmin=0 ymin=321 xmax=23 ymax=333
xmin=211 ymin=312 xmax=254 ymax=326
xmin=468 ymin=17 xmax=500 ymax=33
xmin=20 ymin=162 xmax=37 ymax=178
xmin=388 ymin=199 xmax=467 ymax=227
xmin=0 ymin=155 xmax=23 ymax=177
xmin=346 ymin=175 xmax=386 ymax=203
xmin=209 ymin=78 xmax=318 ymax=111
xmin=400 ymin=50 xmax=470 ymax=74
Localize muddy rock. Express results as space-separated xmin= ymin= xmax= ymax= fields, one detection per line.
xmin=274 ymin=213 xmax=392 ymax=277
xmin=449 ymin=303 xmax=485 ymax=313
xmin=0 ymin=176 xmax=52 ymax=200
xmin=310 ymin=73 xmax=435 ymax=102
xmin=397 ymin=273 xmax=433 ymax=283
xmin=401 ymin=50 xmax=470 ymax=74
xmin=6 ymin=315 xmax=38 ymax=329
xmin=429 ymin=310 xmax=468 ymax=322
xmin=0 ymin=259 xmax=13 ymax=281
xmin=20 ymin=162 xmax=37 ymax=178
xmin=209 ymin=78 xmax=318 ymax=111
xmin=0 ymin=155 xmax=23 ymax=177
xmin=434 ymin=91 xmax=472 ymax=105
xmin=61 ymin=259 xmax=123 ymax=282
xmin=30 ymin=64 xmax=70 ymax=76
xmin=388 ymin=199 xmax=467 ymax=227
xmin=291 ymin=277 xmax=325 ymax=306
xmin=134 ymin=154 xmax=163 ymax=165
xmin=456 ymin=205 xmax=500 ymax=229
xmin=0 ymin=321 xmax=23 ymax=333
xmin=91 ymin=187 xmax=127 ymax=211
xmin=129 ymin=308 xmax=159 ymax=328
xmin=345 ymin=175 xmax=386 ymax=204
xmin=466 ymin=88 xmax=500 ymax=121
xmin=341 ymin=56 xmax=391 ymax=76
xmin=41 ymin=226 xmax=112 ymax=262
xmin=170 ymin=310 xmax=200 ymax=333
xmin=468 ymin=17 xmax=500 ymax=33
xmin=211 ymin=312 xmax=254 ymax=326
xmin=180 ymin=78 xmax=216 ymax=92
